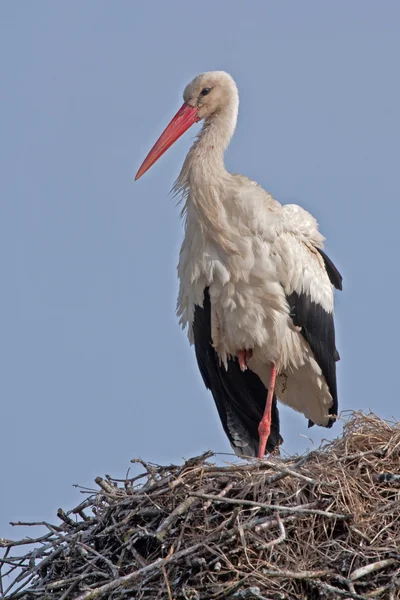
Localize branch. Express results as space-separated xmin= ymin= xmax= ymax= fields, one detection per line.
xmin=189 ymin=493 xmax=349 ymax=519
xmin=155 ymin=486 xmax=212 ymax=541
xmin=350 ymin=558 xmax=398 ymax=581
xmin=74 ymin=543 xmax=202 ymax=600
xmin=257 ymin=513 xmax=286 ymax=549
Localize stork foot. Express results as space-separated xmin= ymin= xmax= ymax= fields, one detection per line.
xmin=237 ymin=349 xmax=253 ymax=372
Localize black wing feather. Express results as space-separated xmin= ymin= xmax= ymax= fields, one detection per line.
xmin=286 ymin=249 xmax=341 ymax=428
xmin=193 ymin=288 xmax=282 ymax=457
xmin=317 ymin=248 xmax=343 ymax=290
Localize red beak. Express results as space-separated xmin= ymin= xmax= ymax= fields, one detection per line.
xmin=135 ymin=103 xmax=199 ymax=181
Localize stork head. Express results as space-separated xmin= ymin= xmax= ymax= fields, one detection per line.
xmin=135 ymin=71 xmax=238 ymax=180
xmin=183 ymin=71 xmax=238 ymax=120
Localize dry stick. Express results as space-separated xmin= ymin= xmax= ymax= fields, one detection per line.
xmin=96 ymin=506 xmax=161 ymax=539
xmin=254 ymin=501 xmax=322 ymax=532
xmin=2 ymin=520 xmax=92 ymax=579
xmin=257 ymin=460 xmax=319 ymax=484
xmin=9 ymin=520 xmax=63 ymax=530
xmin=95 ymin=477 xmax=119 ymax=495
xmin=203 ymin=461 xmax=320 ymax=485
xmin=203 ymin=482 xmax=234 ymax=510
xmin=211 ymin=577 xmax=253 ymax=599
xmin=2 ymin=521 xmax=94 ymax=596
xmin=59 ymin=579 xmax=80 ymax=600
xmin=155 ymin=485 xmax=212 ymax=541
xmin=347 ymin=580 xmax=358 ymax=596
xmin=211 ymin=451 xmax=316 ymax=473
xmin=0 ymin=531 xmax=54 ymax=550
xmin=76 ymin=541 xmax=119 ymax=578
xmin=337 ymin=448 xmax=386 ymax=462
xmin=161 ymin=565 xmax=173 ymax=600
xmin=74 ymin=543 xmax=203 ymax=600
xmin=2 ymin=501 xmax=330 ymax=597
xmin=315 ymin=581 xmax=370 ymax=600
xmin=189 ymin=492 xmax=349 ymax=519
xmin=76 ymin=510 xmax=91 ymax=521
xmin=71 ymin=498 xmax=97 ymax=514
xmin=112 ymin=467 xmax=204 ymax=501
xmin=3 ymin=546 xmax=63 ymax=596
xmin=350 ymin=558 xmax=398 ymax=581
xmin=261 ymin=569 xmax=332 ymax=579
xmin=3 ymin=573 xmax=37 ymax=599
xmin=257 ymin=513 xmax=286 ymax=549
xmin=73 ymin=512 xmax=288 ymax=600
xmin=129 ymin=545 xmax=148 ymax=568
xmin=166 ymin=464 xmax=217 ymax=492
xmin=57 ymin=508 xmax=78 ymax=528
xmin=232 ymin=588 xmax=270 ymax=600
xmin=0 ymin=555 xmax=27 ymax=581
xmin=205 ymin=453 xmax=312 ymax=475
xmin=364 ymin=584 xmax=390 ymax=598
xmin=9 ymin=572 xmax=111 ymax=600
xmin=161 ymin=546 xmax=175 ymax=600
xmin=0 ymin=546 xmax=9 ymax=596
xmin=133 ymin=458 xmax=209 ymax=494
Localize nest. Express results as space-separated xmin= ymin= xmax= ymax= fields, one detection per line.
xmin=1 ymin=412 xmax=400 ymax=600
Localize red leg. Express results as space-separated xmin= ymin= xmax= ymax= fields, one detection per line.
xmin=257 ymin=363 xmax=277 ymax=459
xmin=237 ymin=350 xmax=247 ymax=372
xmin=237 ymin=349 xmax=253 ymax=372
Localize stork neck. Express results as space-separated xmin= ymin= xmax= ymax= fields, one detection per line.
xmin=197 ymin=109 xmax=236 ymax=155
xmin=175 ymin=103 xmax=241 ymax=256
xmin=178 ymin=104 xmax=238 ymax=187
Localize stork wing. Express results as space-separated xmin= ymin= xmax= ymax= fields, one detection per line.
xmin=317 ymin=248 xmax=343 ymax=291
xmin=286 ymin=286 xmax=339 ymax=427
xmin=276 ymin=211 xmax=342 ymax=427
xmin=193 ymin=288 xmax=283 ymax=457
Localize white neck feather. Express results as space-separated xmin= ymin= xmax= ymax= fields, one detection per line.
xmin=173 ymin=88 xmax=240 ymax=256
xmin=176 ymin=93 xmax=239 ymax=189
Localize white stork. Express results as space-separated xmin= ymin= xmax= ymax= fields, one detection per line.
xmin=135 ymin=71 xmax=342 ymax=459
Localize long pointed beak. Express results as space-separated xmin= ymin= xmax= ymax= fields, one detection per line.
xmin=135 ymin=103 xmax=199 ymax=181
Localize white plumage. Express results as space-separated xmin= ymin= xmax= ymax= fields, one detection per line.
xmin=136 ymin=71 xmax=342 ymax=458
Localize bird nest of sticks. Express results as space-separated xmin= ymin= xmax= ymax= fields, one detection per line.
xmin=2 ymin=412 xmax=400 ymax=600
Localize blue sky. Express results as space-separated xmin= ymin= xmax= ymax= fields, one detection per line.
xmin=1 ymin=1 xmax=399 ymax=545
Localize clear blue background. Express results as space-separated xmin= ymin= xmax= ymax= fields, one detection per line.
xmin=1 ymin=1 xmax=399 ymax=548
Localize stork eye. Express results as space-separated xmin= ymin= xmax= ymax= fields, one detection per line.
xmin=200 ymin=87 xmax=211 ymax=96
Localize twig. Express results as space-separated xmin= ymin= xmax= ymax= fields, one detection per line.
xmin=76 ymin=542 xmax=119 ymax=578
xmin=57 ymin=508 xmax=78 ymax=527
xmin=155 ymin=487 xmax=211 ymax=541
xmin=161 ymin=565 xmax=173 ymax=600
xmin=338 ymin=449 xmax=386 ymax=461
xmin=257 ymin=459 xmax=319 ymax=484
xmin=0 ymin=531 xmax=53 ymax=548
xmin=314 ymin=581 xmax=370 ymax=599
xmin=74 ymin=543 xmax=202 ymax=600
xmin=261 ymin=568 xmax=332 ymax=579
xmin=59 ymin=579 xmax=79 ymax=600
xmin=95 ymin=477 xmax=119 ymax=495
xmin=9 ymin=520 xmax=63 ymax=530
xmin=161 ymin=545 xmax=175 ymax=600
xmin=232 ymin=586 xmax=269 ymax=599
xmin=257 ymin=513 xmax=286 ymax=549
xmin=130 ymin=547 xmax=148 ymax=569
xmin=203 ymin=482 xmax=234 ymax=510
xmin=3 ymin=546 xmax=64 ymax=595
xmin=189 ymin=492 xmax=349 ymax=519
xmin=350 ymin=558 xmax=398 ymax=581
